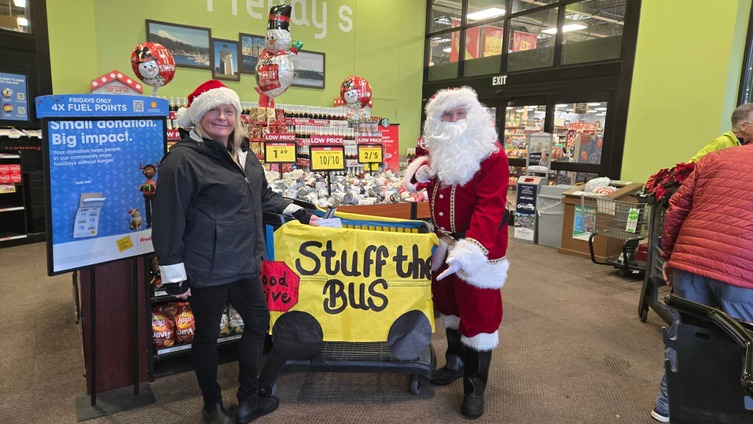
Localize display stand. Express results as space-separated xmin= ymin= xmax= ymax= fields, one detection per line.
xmin=75 ymin=261 xmax=155 ymax=421
xmin=513 ymin=132 xmax=552 ymax=243
xmin=36 ymin=94 xmax=167 ymax=420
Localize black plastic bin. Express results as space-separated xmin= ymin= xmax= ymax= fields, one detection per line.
xmin=663 ymin=295 xmax=753 ymax=423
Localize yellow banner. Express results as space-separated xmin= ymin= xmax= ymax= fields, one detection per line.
xmin=270 ymin=221 xmax=437 ymax=342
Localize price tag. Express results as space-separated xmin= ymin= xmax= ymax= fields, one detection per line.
xmin=264 ymin=141 xmax=296 ymax=163
xmin=309 ymin=146 xmax=345 ymax=171
xmin=357 ymin=145 xmax=383 ymax=164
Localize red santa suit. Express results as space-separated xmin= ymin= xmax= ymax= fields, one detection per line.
xmin=403 ymin=89 xmax=510 ymax=352
xmin=405 ymin=150 xmax=509 ymax=350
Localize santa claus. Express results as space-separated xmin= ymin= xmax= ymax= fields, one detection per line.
xmin=403 ymin=86 xmax=510 ymax=419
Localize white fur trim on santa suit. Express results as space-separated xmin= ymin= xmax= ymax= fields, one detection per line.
xmin=402 ymin=155 xmax=429 ymax=193
xmin=462 ymin=330 xmax=499 ymax=351
xmin=448 ymin=238 xmax=510 ymax=289
xmin=425 ymin=87 xmax=480 ymax=121
xmin=443 ymin=314 xmax=460 ymax=330
xmin=176 ymin=86 xmax=241 ymax=129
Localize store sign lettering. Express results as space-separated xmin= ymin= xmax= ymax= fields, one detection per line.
xmin=206 ymin=0 xmax=353 ymax=39
xmin=492 ymin=75 xmax=507 ymax=86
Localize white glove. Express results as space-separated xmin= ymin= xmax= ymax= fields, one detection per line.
xmin=436 ymin=257 xmax=461 ymax=280
xmin=415 ymin=164 xmax=433 ymax=183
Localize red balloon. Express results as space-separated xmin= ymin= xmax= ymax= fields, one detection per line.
xmin=340 ymin=76 xmax=372 ymax=109
xmin=131 ymin=42 xmax=176 ymax=88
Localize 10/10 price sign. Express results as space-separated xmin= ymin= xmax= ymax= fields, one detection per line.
xmin=265 ymin=141 xmax=296 ymax=163
xmin=357 ymin=144 xmax=383 ymax=164
xmin=309 ymin=146 xmax=345 ymax=171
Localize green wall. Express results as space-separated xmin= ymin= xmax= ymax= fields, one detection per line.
xmin=46 ymin=0 xmax=426 ymax=153
xmin=622 ymin=0 xmax=751 ymax=182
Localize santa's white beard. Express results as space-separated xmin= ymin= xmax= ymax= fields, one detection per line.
xmin=425 ymin=120 xmax=498 ymax=186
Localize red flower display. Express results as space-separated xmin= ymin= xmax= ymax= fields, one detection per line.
xmin=644 ymin=162 xmax=696 ymax=207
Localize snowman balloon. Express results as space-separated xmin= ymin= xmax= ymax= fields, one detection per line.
xmin=255 ymin=4 xmax=304 ymax=108
xmin=131 ymin=42 xmax=176 ymax=96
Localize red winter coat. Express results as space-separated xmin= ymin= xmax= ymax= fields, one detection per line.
xmin=661 ymin=144 xmax=753 ymax=289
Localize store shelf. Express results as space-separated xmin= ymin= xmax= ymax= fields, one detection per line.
xmin=154 ymin=334 xmax=242 ymax=358
xmin=0 ymin=206 xmax=24 ymax=212
xmin=0 ymin=233 xmax=27 ymax=242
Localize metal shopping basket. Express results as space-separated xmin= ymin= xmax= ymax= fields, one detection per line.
xmin=258 ymin=206 xmax=437 ymax=396
xmin=588 ymin=194 xmax=648 ymax=278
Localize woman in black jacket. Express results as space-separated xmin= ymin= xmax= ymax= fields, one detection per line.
xmin=153 ymin=80 xmax=315 ymax=424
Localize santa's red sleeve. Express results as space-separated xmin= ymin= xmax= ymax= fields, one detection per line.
xmin=402 ymin=155 xmax=430 ymax=193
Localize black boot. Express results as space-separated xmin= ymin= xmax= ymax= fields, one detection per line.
xmin=235 ymin=395 xmax=280 ymax=424
xmin=461 ymin=349 xmax=492 ymax=419
xmin=431 ymin=328 xmax=465 ymax=385
xmin=202 ymin=401 xmax=234 ymax=424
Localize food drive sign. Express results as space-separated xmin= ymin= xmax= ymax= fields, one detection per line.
xmin=265 ymin=221 xmax=437 ymax=342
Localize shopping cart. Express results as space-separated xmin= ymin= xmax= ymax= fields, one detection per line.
xmin=258 ymin=206 xmax=437 ymax=396
xmin=637 ymin=203 xmax=675 ymax=323
xmin=587 ymin=194 xmax=648 ymax=278
xmin=662 ymin=295 xmax=753 ymax=423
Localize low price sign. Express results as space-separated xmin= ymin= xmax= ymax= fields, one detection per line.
xmin=357 ymin=144 xmax=383 ymax=164
xmin=265 ymin=141 xmax=296 ymax=163
xmin=309 ymin=146 xmax=345 ymax=171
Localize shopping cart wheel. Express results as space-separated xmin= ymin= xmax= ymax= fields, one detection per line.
xmin=410 ymin=374 xmax=422 ymax=395
xmin=639 ymin=304 xmax=648 ymax=322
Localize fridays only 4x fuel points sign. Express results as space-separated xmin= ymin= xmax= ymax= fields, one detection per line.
xmin=36 ymin=94 xmax=168 ymax=275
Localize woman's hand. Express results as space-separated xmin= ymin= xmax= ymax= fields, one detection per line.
xmin=662 ymin=262 xmax=672 ymax=284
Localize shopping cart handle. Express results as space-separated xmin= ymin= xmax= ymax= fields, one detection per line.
xmin=665 ymin=294 xmax=753 ymax=397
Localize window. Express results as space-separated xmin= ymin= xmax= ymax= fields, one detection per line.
xmin=425 ymin=0 xmax=627 ymax=81
xmin=561 ymin=0 xmax=625 ymax=65
xmin=553 ymin=101 xmax=607 ymax=165
xmin=0 ymin=0 xmax=30 ymax=33
xmin=463 ymin=22 xmax=505 ymax=77
xmin=507 ymin=7 xmax=558 ymax=72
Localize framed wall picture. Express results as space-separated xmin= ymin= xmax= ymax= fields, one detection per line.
xmin=146 ymin=20 xmax=211 ymax=69
xmin=211 ymin=38 xmax=241 ymax=81
xmin=239 ymin=33 xmax=266 ymax=74
xmin=292 ymin=51 xmax=325 ymax=89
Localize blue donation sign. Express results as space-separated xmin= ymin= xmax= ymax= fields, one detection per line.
xmin=36 ymin=94 xmax=168 ymax=275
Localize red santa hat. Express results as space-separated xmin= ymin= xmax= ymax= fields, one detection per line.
xmin=424 ymin=86 xmax=480 ymax=120
xmin=175 ymin=79 xmax=241 ymax=129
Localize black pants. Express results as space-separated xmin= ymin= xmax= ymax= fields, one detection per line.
xmin=189 ymin=276 xmax=270 ymax=404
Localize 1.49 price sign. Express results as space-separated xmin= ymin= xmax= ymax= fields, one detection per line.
xmin=309 ymin=146 xmax=345 ymax=171
xmin=265 ymin=141 xmax=296 ymax=163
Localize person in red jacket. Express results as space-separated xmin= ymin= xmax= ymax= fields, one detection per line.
xmin=403 ymin=86 xmax=510 ymax=419
xmin=650 ymin=143 xmax=753 ymax=422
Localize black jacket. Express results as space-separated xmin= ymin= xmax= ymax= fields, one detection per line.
xmin=152 ymin=133 xmax=289 ymax=288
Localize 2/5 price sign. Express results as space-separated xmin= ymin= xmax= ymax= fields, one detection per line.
xmin=265 ymin=141 xmax=296 ymax=163
xmin=309 ymin=146 xmax=345 ymax=171
xmin=357 ymin=144 xmax=383 ymax=164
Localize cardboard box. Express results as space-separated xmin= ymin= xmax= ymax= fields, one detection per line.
xmin=559 ymin=181 xmax=644 ymax=261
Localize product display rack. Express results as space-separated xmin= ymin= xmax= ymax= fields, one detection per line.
xmin=0 ymin=152 xmax=26 ymax=243
xmin=146 ymin=267 xmax=244 ymax=379
xmin=0 ymin=130 xmax=45 ymax=247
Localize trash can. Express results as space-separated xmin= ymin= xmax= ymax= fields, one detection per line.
xmin=536 ymin=185 xmax=574 ymax=248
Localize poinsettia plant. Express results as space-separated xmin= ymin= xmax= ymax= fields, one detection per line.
xmin=644 ymin=162 xmax=696 ymax=207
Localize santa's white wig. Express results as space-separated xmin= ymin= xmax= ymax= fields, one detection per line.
xmin=422 ymin=87 xmax=499 ymax=186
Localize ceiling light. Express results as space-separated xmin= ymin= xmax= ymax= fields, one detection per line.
xmin=14 ymin=0 xmax=26 ymax=8
xmin=515 ymin=108 xmax=525 ymax=112
xmin=16 ymin=17 xmax=28 ymax=27
xmin=587 ymin=102 xmax=603 ymax=106
xmin=542 ymin=23 xmax=587 ymax=34
xmin=467 ymin=7 xmax=505 ymax=21
xmin=595 ymin=107 xmax=607 ymax=111
xmin=556 ymin=104 xmax=568 ymax=108
xmin=442 ymin=47 xmax=452 ymax=53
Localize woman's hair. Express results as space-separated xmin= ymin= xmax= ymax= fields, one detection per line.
xmin=193 ymin=107 xmax=246 ymax=162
